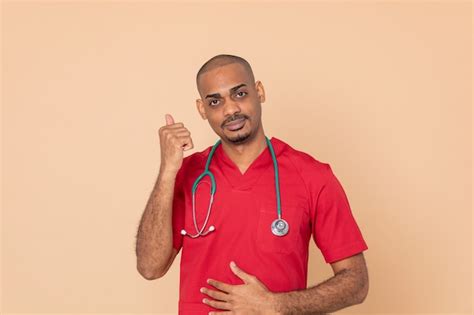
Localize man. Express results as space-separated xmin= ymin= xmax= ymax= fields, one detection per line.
xmin=136 ymin=54 xmax=369 ymax=314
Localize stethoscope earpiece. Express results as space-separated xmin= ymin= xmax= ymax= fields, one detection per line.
xmin=180 ymin=225 xmax=215 ymax=238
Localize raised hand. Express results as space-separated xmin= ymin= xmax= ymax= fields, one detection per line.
xmin=158 ymin=113 xmax=194 ymax=174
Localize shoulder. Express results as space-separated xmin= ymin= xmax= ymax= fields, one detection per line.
xmin=176 ymin=143 xmax=213 ymax=176
xmin=276 ymin=137 xmax=331 ymax=179
xmin=182 ymin=147 xmax=209 ymax=166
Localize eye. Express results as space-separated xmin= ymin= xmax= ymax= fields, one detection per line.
xmin=236 ymin=91 xmax=247 ymax=97
xmin=209 ymin=99 xmax=219 ymax=106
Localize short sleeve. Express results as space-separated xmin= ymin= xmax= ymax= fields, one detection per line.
xmin=312 ymin=164 xmax=368 ymax=263
xmin=171 ymin=165 xmax=186 ymax=252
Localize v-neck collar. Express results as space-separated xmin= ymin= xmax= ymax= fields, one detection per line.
xmin=213 ymin=136 xmax=286 ymax=191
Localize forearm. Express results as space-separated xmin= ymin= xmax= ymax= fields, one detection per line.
xmin=135 ymin=166 xmax=177 ymax=278
xmin=273 ymin=269 xmax=367 ymax=315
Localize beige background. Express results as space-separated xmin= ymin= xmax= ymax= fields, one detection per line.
xmin=1 ymin=1 xmax=472 ymax=314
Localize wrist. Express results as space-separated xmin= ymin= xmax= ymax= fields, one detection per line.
xmin=159 ymin=165 xmax=179 ymax=179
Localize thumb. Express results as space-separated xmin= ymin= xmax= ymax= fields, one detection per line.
xmin=165 ymin=114 xmax=175 ymax=126
xmin=230 ymin=261 xmax=255 ymax=284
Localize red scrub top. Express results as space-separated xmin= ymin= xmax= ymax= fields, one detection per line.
xmin=171 ymin=136 xmax=368 ymax=314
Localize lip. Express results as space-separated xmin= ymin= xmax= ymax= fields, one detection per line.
xmin=225 ymin=118 xmax=246 ymax=131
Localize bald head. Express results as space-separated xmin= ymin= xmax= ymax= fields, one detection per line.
xmin=196 ymin=54 xmax=255 ymax=93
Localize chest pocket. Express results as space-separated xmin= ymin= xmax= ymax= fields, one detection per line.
xmin=256 ymin=202 xmax=304 ymax=255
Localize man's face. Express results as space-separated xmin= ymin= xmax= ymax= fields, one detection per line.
xmin=196 ymin=63 xmax=265 ymax=145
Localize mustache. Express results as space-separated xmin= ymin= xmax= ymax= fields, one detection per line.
xmin=222 ymin=115 xmax=248 ymax=127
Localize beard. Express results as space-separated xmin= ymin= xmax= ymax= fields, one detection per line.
xmin=221 ymin=114 xmax=253 ymax=144
xmin=225 ymin=129 xmax=252 ymax=144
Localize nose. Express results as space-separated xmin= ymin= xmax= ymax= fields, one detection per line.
xmin=223 ymin=98 xmax=241 ymax=118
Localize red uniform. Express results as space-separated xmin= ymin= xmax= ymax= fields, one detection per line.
xmin=171 ymin=136 xmax=368 ymax=314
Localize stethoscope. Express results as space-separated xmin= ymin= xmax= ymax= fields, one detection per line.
xmin=180 ymin=136 xmax=289 ymax=238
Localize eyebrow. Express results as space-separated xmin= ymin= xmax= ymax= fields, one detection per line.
xmin=205 ymin=83 xmax=247 ymax=99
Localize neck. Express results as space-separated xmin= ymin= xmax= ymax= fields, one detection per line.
xmin=220 ymin=130 xmax=267 ymax=169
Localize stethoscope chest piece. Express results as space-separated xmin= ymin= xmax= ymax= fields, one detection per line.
xmin=271 ymin=218 xmax=289 ymax=236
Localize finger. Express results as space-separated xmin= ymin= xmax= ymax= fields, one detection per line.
xmin=201 ymin=287 xmax=229 ymax=302
xmin=173 ymin=129 xmax=191 ymax=138
xmin=158 ymin=124 xmax=184 ymax=136
xmin=209 ymin=312 xmax=232 ymax=315
xmin=174 ymin=135 xmax=193 ymax=151
xmin=163 ymin=122 xmax=184 ymax=129
xmin=182 ymin=136 xmax=194 ymax=151
xmin=202 ymin=298 xmax=231 ymax=311
xmin=165 ymin=113 xmax=175 ymax=125
xmin=230 ymin=261 xmax=255 ymax=284
xmin=207 ymin=279 xmax=234 ymax=293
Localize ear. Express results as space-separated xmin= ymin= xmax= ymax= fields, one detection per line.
xmin=255 ymin=80 xmax=266 ymax=103
xmin=196 ymin=99 xmax=207 ymax=120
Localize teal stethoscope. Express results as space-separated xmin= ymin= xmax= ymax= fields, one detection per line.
xmin=180 ymin=136 xmax=289 ymax=238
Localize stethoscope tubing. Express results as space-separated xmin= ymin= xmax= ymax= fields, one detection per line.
xmin=182 ymin=136 xmax=285 ymax=238
xmin=189 ymin=182 xmax=214 ymax=238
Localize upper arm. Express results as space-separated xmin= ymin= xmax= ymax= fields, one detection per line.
xmin=310 ymin=163 xmax=369 ymax=264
